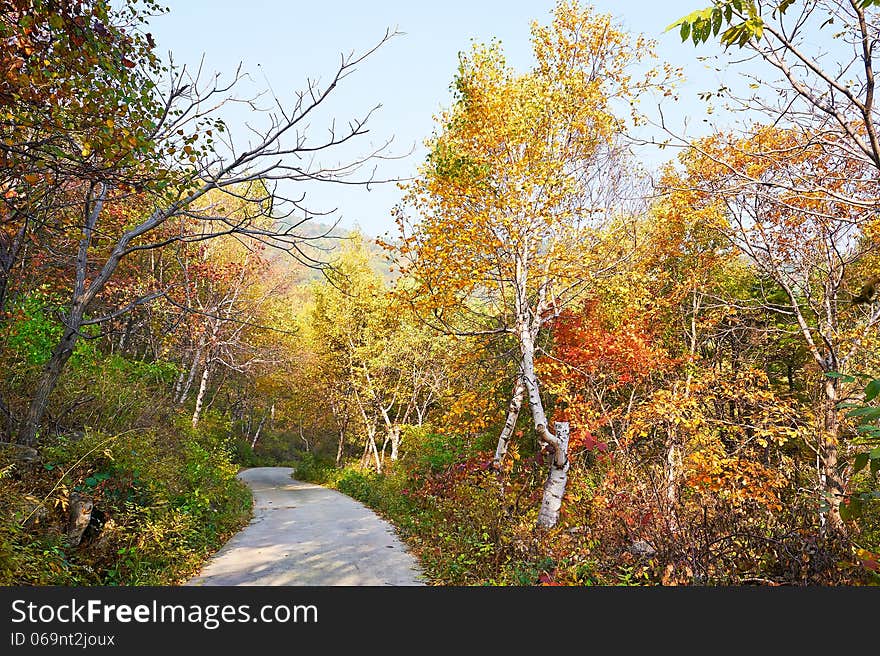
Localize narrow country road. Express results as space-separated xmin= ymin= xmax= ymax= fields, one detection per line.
xmin=186 ymin=467 xmax=425 ymax=586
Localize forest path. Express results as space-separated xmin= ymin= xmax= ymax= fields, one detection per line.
xmin=185 ymin=467 xmax=425 ymax=586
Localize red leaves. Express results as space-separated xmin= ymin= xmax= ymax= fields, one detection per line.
xmin=537 ymin=571 xmax=562 ymax=585
xmin=417 ymin=451 xmax=496 ymax=497
xmin=578 ymin=432 xmax=608 ymax=453
xmin=859 ymin=555 xmax=880 ymax=573
xmin=547 ymin=306 xmax=671 ymax=385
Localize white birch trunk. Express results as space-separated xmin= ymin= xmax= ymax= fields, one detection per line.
xmin=537 ymin=422 xmax=570 ymax=528
xmin=251 ymin=413 xmax=266 ymax=450
xmin=177 ymin=330 xmax=207 ymax=405
xmin=519 ymin=319 xmax=569 ymax=528
xmin=494 ymin=375 xmax=525 ymax=467
xmin=191 ymin=362 xmax=211 ymax=428
xmin=389 ymin=426 xmax=401 ymax=461
xmin=369 ymin=429 xmax=382 ymax=473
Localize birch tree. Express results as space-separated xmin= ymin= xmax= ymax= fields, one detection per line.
xmin=307 ymin=236 xmax=454 ymax=468
xmin=388 ymin=1 xmax=670 ymax=527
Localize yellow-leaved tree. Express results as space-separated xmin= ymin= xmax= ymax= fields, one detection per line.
xmin=386 ymin=0 xmax=676 ymax=527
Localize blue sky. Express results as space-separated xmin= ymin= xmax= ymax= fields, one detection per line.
xmin=152 ymin=1 xmax=730 ymax=238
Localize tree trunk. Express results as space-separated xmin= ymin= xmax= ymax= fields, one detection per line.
xmin=191 ymin=361 xmax=211 ymax=428
xmin=19 ymin=323 xmax=80 ymax=445
xmin=361 ymin=434 xmax=371 ymax=468
xmin=336 ymin=428 xmax=346 ymax=466
xmin=0 ymin=217 xmax=27 ymax=316
xmin=820 ymin=376 xmax=845 ymax=537
xmin=389 ymin=426 xmax=401 ymax=462
xmin=368 ymin=430 xmax=382 ymax=473
xmin=519 ymin=322 xmax=560 ymax=457
xmin=173 ymin=364 xmax=187 ymax=401
xmin=0 ymin=392 xmax=14 ymax=441
xmin=494 ymin=375 xmax=524 ymax=467
xmin=177 ymin=330 xmax=207 ymax=405
xmin=251 ymin=413 xmax=267 ymax=450
xmin=519 ymin=320 xmax=568 ymax=528
xmin=665 ymin=426 xmax=682 ymax=509
xmin=19 ymin=185 xmax=106 ymax=446
xmin=298 ymin=418 xmax=310 ymax=452
xmin=117 ymin=313 xmax=134 ymax=353
xmin=537 ymin=422 xmax=570 ymax=528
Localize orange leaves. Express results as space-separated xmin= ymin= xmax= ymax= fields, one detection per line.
xmin=549 ymin=305 xmax=672 ymax=384
xmin=686 ymin=451 xmax=787 ymax=511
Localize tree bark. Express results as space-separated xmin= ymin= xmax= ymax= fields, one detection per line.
xmin=665 ymin=426 xmax=682 ymax=510
xmin=177 ymin=330 xmax=207 ymax=405
xmin=821 ymin=376 xmax=845 ymax=537
xmin=537 ymin=422 xmax=570 ymax=528
xmin=368 ymin=429 xmax=382 ymax=473
xmin=19 ymin=185 xmax=107 ymax=445
xmin=251 ymin=413 xmax=267 ymax=450
xmin=19 ymin=323 xmax=81 ymax=445
xmin=519 ymin=321 xmax=561 ymax=460
xmin=494 ymin=375 xmax=524 ymax=467
xmin=389 ymin=425 xmax=401 ymax=462
xmin=336 ymin=428 xmax=346 ymax=466
xmin=191 ymin=361 xmax=212 ymax=428
xmin=298 ymin=417 xmax=310 ymax=452
xmin=519 ymin=318 xmax=569 ymax=528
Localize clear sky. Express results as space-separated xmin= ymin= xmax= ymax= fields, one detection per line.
xmin=151 ymin=1 xmax=731 ymax=239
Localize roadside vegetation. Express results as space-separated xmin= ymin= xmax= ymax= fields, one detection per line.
xmin=4 ymin=1 xmax=880 ymax=586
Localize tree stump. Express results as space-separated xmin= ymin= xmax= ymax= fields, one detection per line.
xmin=66 ymin=492 xmax=93 ymax=546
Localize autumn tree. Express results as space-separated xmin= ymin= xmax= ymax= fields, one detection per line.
xmin=4 ymin=0 xmax=398 ymax=446
xmin=388 ymin=1 xmax=673 ymax=527
xmin=669 ymin=0 xmax=880 ymax=179
xmin=671 ymin=127 xmax=879 ymax=535
xmin=306 ymin=235 xmax=456 ymax=469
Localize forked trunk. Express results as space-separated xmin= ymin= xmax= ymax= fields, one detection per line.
xmin=519 ymin=320 xmax=568 ymax=528
xmin=369 ymin=431 xmax=382 ymax=473
xmin=177 ymin=331 xmax=207 ymax=405
xmin=537 ymin=422 xmax=570 ymax=529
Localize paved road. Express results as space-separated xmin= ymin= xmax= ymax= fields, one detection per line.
xmin=186 ymin=467 xmax=425 ymax=586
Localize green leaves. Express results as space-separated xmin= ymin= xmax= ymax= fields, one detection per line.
xmin=839 ymin=495 xmax=861 ymax=521
xmin=852 ymin=448 xmax=880 ymax=475
xmin=845 ymin=406 xmax=880 ymax=420
xmin=866 ymin=378 xmax=880 ymax=402
xmin=665 ymin=7 xmax=724 ymax=45
xmin=666 ymin=1 xmax=769 ymax=48
xmin=83 ymin=472 xmax=111 ymax=488
xmin=680 ymin=21 xmax=690 ymax=42
xmin=841 ymin=374 xmax=880 ymax=523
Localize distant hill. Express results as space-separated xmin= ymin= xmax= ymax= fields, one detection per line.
xmin=265 ymin=219 xmax=395 ymax=284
